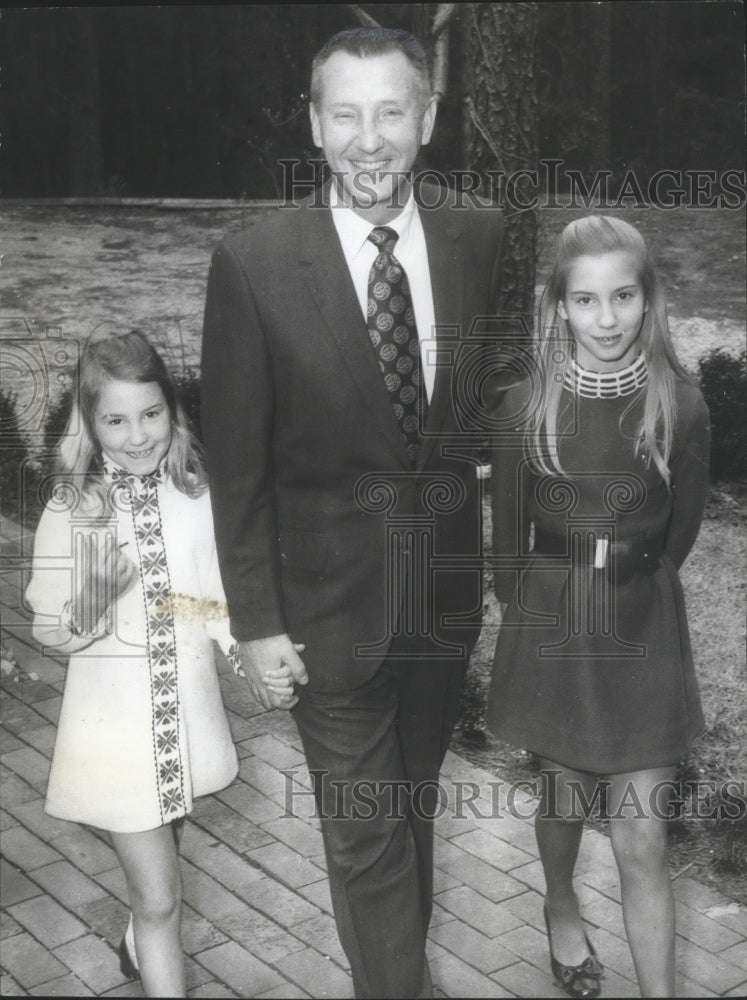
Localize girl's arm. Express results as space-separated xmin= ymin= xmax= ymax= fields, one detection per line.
xmin=491 ymin=384 xmax=533 ymax=606
xmin=666 ymin=387 xmax=711 ymax=569
xmin=25 ymin=506 xmax=136 ymax=654
xmin=202 ymin=539 xmax=244 ymax=676
xmin=189 ymin=491 xmax=243 ymax=674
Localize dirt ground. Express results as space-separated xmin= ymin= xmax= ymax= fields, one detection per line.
xmin=2 ymin=201 xmax=745 ymax=397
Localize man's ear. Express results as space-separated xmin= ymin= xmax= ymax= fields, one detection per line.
xmin=309 ymin=103 xmax=322 ymax=149
xmin=420 ymin=96 xmax=438 ymax=147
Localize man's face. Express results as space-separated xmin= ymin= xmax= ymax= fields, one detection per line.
xmin=310 ymin=50 xmax=436 ymax=221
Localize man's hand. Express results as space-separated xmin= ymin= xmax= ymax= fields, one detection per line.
xmin=238 ymin=634 xmax=309 ymax=710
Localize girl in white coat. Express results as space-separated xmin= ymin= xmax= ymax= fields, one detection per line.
xmin=27 ymin=331 xmax=292 ymax=996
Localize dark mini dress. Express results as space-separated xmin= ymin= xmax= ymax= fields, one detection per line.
xmin=485 ymin=356 xmax=710 ymax=774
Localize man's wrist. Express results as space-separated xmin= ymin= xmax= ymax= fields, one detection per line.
xmin=233 ymin=625 xmax=288 ymax=644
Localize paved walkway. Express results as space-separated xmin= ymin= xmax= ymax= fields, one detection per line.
xmin=2 ymin=514 xmax=746 ymax=998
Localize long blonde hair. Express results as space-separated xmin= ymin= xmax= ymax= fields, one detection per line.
xmin=56 ymin=330 xmax=206 ymax=514
xmin=530 ymin=215 xmax=689 ymax=485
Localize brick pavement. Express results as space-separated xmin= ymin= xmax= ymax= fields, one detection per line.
xmin=2 ymin=513 xmax=746 ymax=998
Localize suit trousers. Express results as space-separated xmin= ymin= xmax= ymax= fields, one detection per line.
xmin=291 ymin=648 xmax=468 ymax=999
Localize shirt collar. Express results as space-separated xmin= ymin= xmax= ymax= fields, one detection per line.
xmin=330 ymin=184 xmax=418 ymax=260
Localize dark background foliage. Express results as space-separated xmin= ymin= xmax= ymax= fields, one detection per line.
xmin=698 ymin=350 xmax=747 ymax=482
xmin=1 ymin=2 xmax=743 ymax=199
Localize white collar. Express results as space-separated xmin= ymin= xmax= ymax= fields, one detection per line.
xmin=565 ymin=354 xmax=649 ymax=398
xmin=329 ymin=184 xmax=418 ymax=260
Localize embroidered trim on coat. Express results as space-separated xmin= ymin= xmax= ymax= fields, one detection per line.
xmin=108 ymin=462 xmax=185 ymax=824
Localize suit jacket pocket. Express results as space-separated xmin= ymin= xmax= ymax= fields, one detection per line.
xmin=279 ymin=527 xmax=328 ymax=577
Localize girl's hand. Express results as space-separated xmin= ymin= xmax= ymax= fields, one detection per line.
xmin=261 ymin=643 xmax=306 ymax=706
xmin=239 ymin=636 xmax=308 ymax=710
xmin=71 ymin=533 xmax=138 ymax=633
xmin=112 ymin=542 xmax=139 ymax=596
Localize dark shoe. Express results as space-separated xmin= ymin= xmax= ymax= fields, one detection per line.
xmin=118 ymin=934 xmax=140 ymax=980
xmin=544 ymin=904 xmax=603 ymax=999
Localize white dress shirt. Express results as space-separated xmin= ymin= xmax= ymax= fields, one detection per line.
xmin=329 ymin=187 xmax=437 ymax=402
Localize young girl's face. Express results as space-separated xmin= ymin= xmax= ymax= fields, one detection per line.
xmin=93 ymin=379 xmax=172 ymax=475
xmin=558 ymin=250 xmax=647 ymax=372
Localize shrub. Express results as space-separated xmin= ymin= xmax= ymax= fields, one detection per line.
xmin=697 ymin=349 xmax=747 ymax=482
xmin=0 ymin=388 xmax=30 ymax=522
xmin=44 ymin=386 xmax=73 ymax=449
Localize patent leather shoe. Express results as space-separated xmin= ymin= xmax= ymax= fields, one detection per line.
xmin=118 ymin=933 xmax=140 ymax=980
xmin=544 ymin=904 xmax=603 ymax=999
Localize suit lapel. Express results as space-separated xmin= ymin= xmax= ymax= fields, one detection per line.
xmin=418 ymin=198 xmax=465 ymax=469
xmin=297 ymin=198 xmax=411 ymax=464
xmin=295 ymin=187 xmax=467 ymax=470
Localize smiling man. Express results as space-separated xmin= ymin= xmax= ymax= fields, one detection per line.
xmin=309 ymin=34 xmax=436 ymax=221
xmin=201 ymin=27 xmax=503 ymax=998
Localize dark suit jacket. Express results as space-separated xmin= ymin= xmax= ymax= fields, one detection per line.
xmin=201 ymin=184 xmax=503 ymax=691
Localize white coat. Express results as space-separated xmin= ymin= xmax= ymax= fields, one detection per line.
xmin=26 ymin=469 xmax=239 ymax=833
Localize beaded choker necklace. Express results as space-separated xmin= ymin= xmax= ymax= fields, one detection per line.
xmin=565 ymin=354 xmax=648 ymax=398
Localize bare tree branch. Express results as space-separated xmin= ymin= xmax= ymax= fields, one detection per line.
xmin=464 ymin=96 xmax=507 ymax=173
xmin=432 ymin=32 xmax=450 ymax=103
xmin=346 ymin=3 xmax=454 ymax=104
xmin=432 ymin=3 xmax=457 ymax=38
xmin=431 ymin=3 xmax=458 ymax=103
xmin=348 ymin=4 xmax=381 ymax=29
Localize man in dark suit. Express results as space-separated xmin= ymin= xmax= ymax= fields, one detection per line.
xmin=201 ymin=27 xmax=502 ymax=998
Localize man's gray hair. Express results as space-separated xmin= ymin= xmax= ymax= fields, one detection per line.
xmin=310 ymin=27 xmax=432 ymax=107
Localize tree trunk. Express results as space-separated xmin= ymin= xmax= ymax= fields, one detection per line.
xmin=462 ymin=2 xmax=538 ymax=318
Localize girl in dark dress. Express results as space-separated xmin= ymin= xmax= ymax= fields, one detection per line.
xmin=486 ymin=216 xmax=709 ymax=998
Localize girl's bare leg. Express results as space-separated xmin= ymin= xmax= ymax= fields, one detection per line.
xmin=608 ymin=767 xmax=676 ymax=998
xmin=536 ymin=757 xmax=599 ymax=966
xmin=111 ymin=824 xmax=186 ymax=998
xmin=123 ymin=818 xmax=185 ymax=970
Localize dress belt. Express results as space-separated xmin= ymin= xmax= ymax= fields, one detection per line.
xmin=533 ymin=527 xmax=666 ymax=579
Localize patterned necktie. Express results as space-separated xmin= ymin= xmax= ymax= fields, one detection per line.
xmin=366 ymin=226 xmax=427 ymax=463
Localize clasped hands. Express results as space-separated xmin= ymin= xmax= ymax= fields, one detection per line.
xmin=72 ymin=533 xmax=308 ymax=709
xmin=236 ymin=635 xmax=309 ymax=711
